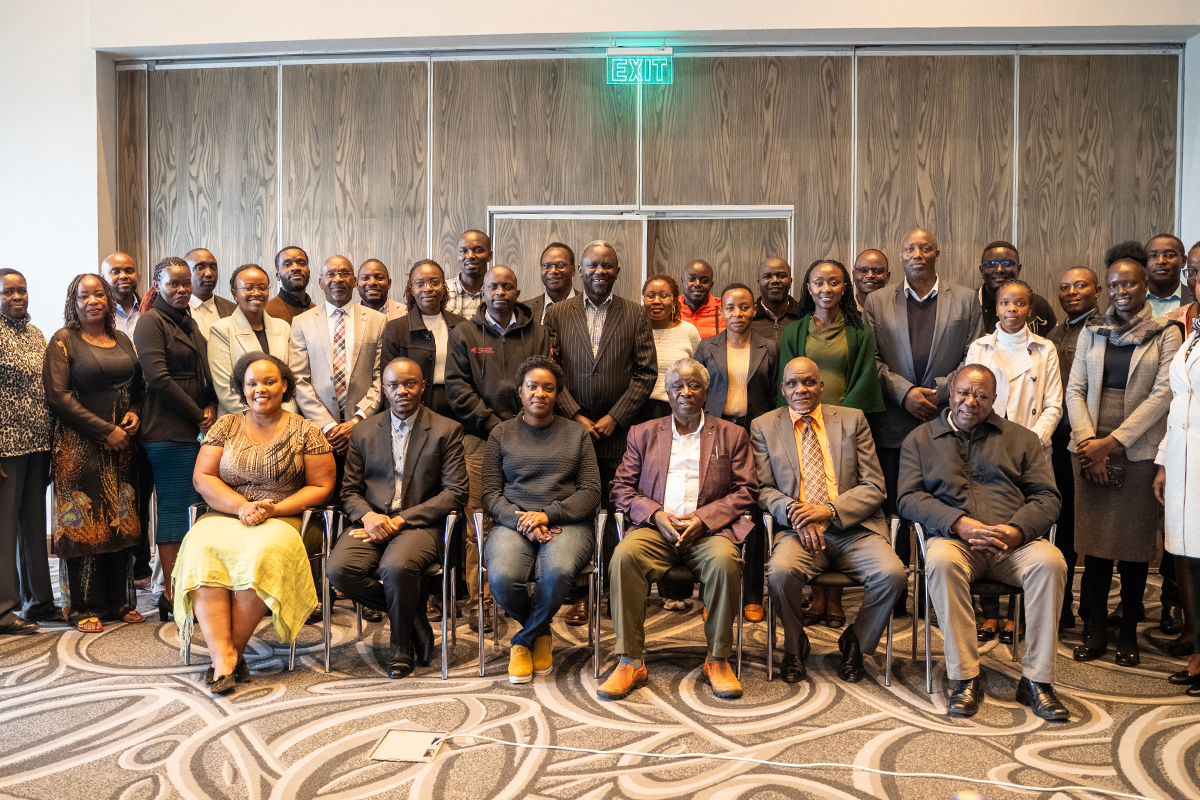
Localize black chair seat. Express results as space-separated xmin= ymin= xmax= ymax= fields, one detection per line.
xmin=809 ymin=571 xmax=859 ymax=589
xmin=657 ymin=566 xmax=696 ymax=601
xmin=971 ymin=580 xmax=1022 ymax=596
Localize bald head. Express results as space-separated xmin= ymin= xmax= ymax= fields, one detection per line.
xmin=318 ymin=255 xmax=356 ymax=307
xmin=483 ymin=265 xmax=520 ymax=321
xmin=102 ymin=252 xmax=138 ymax=301
xmin=900 ymin=229 xmax=939 ymax=284
xmin=781 ymin=356 xmax=823 ymax=415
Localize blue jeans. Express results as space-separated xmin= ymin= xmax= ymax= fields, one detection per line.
xmin=484 ymin=522 xmax=593 ymax=648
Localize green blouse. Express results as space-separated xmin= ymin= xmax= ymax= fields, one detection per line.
xmin=776 ymin=313 xmax=885 ymax=412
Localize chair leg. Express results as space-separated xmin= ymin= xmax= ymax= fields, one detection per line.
xmin=441 ymin=572 xmax=450 ymax=680
xmin=923 ymin=572 xmax=933 ymax=694
xmin=450 ymin=568 xmax=458 ymax=651
xmin=1011 ymin=595 xmax=1022 ymax=664
xmin=289 ymin=637 xmax=296 ymax=671
xmin=735 ymin=577 xmax=745 ymax=680
xmin=322 ymin=557 xmax=331 ymax=674
xmin=355 ymin=603 xmax=363 ymax=638
xmin=590 ymin=574 xmax=599 ymax=679
xmin=765 ymin=595 xmax=774 ymax=682
xmin=477 ymin=569 xmax=486 ymax=678
xmin=910 ymin=568 xmax=919 ymax=662
xmin=492 ymin=599 xmax=499 ymax=647
xmin=184 ymin=634 xmax=191 ymax=666
xmin=884 ymin=612 xmax=894 ymax=687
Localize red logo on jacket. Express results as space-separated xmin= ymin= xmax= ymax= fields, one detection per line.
xmin=470 ymin=347 xmax=495 ymax=354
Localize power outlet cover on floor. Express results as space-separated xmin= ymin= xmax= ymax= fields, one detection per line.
xmin=368 ymin=730 xmax=446 ymax=763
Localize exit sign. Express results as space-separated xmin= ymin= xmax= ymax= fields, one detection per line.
xmin=606 ymin=48 xmax=673 ymax=84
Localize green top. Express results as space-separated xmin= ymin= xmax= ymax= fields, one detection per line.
xmin=804 ymin=314 xmax=850 ymax=406
xmin=777 ymin=313 xmax=885 ymax=412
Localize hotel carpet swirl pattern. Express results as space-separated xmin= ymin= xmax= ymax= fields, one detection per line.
xmin=0 ymin=575 xmax=1197 ymax=800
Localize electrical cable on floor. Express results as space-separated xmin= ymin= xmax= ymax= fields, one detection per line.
xmin=431 ymin=733 xmax=1161 ymax=800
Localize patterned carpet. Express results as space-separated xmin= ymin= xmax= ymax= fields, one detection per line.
xmin=0 ymin=572 xmax=1197 ymax=800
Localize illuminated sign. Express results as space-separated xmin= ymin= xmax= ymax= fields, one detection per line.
xmin=606 ymin=47 xmax=673 ymax=85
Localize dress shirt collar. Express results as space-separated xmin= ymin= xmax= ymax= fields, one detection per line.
xmin=1068 ymin=309 xmax=1097 ymax=327
xmin=903 ymin=277 xmax=940 ymax=303
xmin=671 ymin=411 xmax=705 ymax=441
xmin=485 ymin=308 xmax=517 ymax=333
xmin=326 ymin=300 xmax=354 ymax=318
xmin=787 ymin=404 xmax=825 ymax=430
xmin=390 ymin=410 xmax=414 ymax=431
xmin=585 ymin=293 xmax=614 ymax=312
xmin=189 ymin=294 xmax=216 ymax=312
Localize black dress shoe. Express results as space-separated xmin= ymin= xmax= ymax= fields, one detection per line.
xmin=468 ymin=603 xmax=494 ymax=633
xmin=1167 ymin=669 xmax=1200 ymax=686
xmin=1187 ymin=684 xmax=1200 ymax=698
xmin=306 ymin=606 xmax=324 ymax=626
xmin=0 ymin=617 xmax=39 ymax=636
xmin=1015 ymin=677 xmax=1069 ymax=721
xmin=1114 ymin=640 xmax=1140 ymax=667
xmin=1160 ymin=605 xmax=1183 ymax=635
xmin=946 ymin=676 xmax=983 ymax=718
xmin=781 ymin=630 xmax=811 ymax=683
xmin=388 ymin=657 xmax=415 ymax=679
xmin=836 ymin=628 xmax=866 ymax=683
xmin=361 ymin=607 xmax=384 ymax=623
xmin=1073 ymin=641 xmax=1107 ymax=662
xmin=24 ymin=606 xmax=64 ymax=623
xmin=412 ymin=615 xmax=437 ymax=668
xmin=156 ymin=594 xmax=173 ymax=622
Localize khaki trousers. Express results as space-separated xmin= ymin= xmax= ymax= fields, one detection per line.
xmin=609 ymin=526 xmax=743 ymax=659
xmin=463 ymin=434 xmax=491 ymax=605
xmin=925 ymin=536 xmax=1066 ymax=684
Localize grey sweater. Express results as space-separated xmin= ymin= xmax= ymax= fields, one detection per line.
xmin=481 ymin=415 xmax=601 ymax=529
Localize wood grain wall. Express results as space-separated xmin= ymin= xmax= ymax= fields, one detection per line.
xmin=492 ymin=216 xmax=643 ymax=302
xmin=148 ymin=66 xmax=277 ymax=299
xmin=646 ymin=218 xmax=790 ymax=292
xmin=116 ymin=70 xmax=147 ymax=276
xmin=282 ymin=61 xmax=427 ymax=300
xmin=856 ymin=55 xmax=1015 ymax=296
xmin=431 ymin=58 xmax=637 ymax=270
xmin=1018 ymin=54 xmax=1178 ymax=301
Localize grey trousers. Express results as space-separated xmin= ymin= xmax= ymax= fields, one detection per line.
xmin=462 ymin=434 xmax=492 ymax=605
xmin=925 ymin=536 xmax=1066 ymax=684
xmin=767 ymin=527 xmax=906 ymax=656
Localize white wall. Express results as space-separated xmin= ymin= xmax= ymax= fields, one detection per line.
xmin=1182 ymin=32 xmax=1200 ymax=248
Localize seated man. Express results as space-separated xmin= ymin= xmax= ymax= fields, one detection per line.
xmin=600 ymin=358 xmax=757 ymax=701
xmin=327 ymin=358 xmax=468 ymax=679
xmin=753 ymin=357 xmax=906 ymax=684
xmin=898 ymin=364 xmax=1067 ymax=721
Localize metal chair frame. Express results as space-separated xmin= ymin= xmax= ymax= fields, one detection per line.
xmin=763 ymin=514 xmax=900 ymax=686
xmin=912 ymin=521 xmax=1055 ymax=694
xmin=182 ymin=503 xmax=338 ymax=673
xmin=610 ymin=511 xmax=748 ymax=678
xmin=475 ymin=510 xmax=607 ymax=678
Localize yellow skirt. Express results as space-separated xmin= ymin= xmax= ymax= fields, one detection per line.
xmin=172 ymin=512 xmax=318 ymax=648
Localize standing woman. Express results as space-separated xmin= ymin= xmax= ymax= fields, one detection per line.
xmin=1067 ymin=241 xmax=1182 ymax=667
xmin=776 ymin=259 xmax=885 ymax=628
xmin=134 ymin=257 xmax=218 ymax=621
xmin=0 ymin=268 xmax=57 ymax=634
xmin=208 ymin=264 xmax=296 ymax=418
xmin=642 ymin=274 xmax=701 ymax=422
xmin=44 ymin=274 xmax=144 ymax=631
xmin=380 ymin=260 xmax=466 ymax=420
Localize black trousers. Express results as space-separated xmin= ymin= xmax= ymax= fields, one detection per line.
xmin=66 ymin=550 xmax=131 ymax=618
xmin=326 ymin=526 xmax=438 ymax=656
xmin=132 ymin=446 xmax=154 ymax=581
xmin=0 ymin=451 xmax=53 ymax=623
xmin=1050 ymin=425 xmax=1079 ymax=621
xmin=877 ymin=445 xmax=923 ymax=612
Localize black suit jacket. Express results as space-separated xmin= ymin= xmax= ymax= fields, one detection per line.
xmin=379 ymin=310 xmax=466 ymax=413
xmin=545 ymin=294 xmax=657 ymax=460
xmin=695 ymin=331 xmax=779 ymax=423
xmin=340 ymin=404 xmax=469 ymax=531
xmin=133 ymin=306 xmax=216 ymax=443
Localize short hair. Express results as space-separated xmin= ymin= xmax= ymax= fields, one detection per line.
xmin=0 ymin=268 xmax=26 ymax=280
xmin=359 ymin=258 xmax=389 ymax=274
xmin=666 ymin=357 xmax=710 ymax=392
xmin=995 ymin=278 xmax=1033 ymax=299
xmin=797 ymin=259 xmax=864 ymax=329
xmin=981 ymin=240 xmax=1019 ymax=260
xmin=184 ymin=247 xmax=211 ymax=261
xmin=719 ymin=282 xmax=754 ymax=300
xmin=581 ymin=240 xmax=618 ymax=266
xmin=459 ymin=229 xmax=491 ymax=247
xmin=1147 ymin=233 xmax=1186 ymax=253
xmin=1104 ymin=240 xmax=1149 ymax=270
xmin=514 ymin=354 xmax=565 ymax=393
xmin=405 ymin=259 xmax=449 ymax=312
xmin=1191 ymin=241 xmax=1200 ymax=253
xmin=141 ymin=256 xmax=189 ymax=313
xmin=383 ymin=356 xmax=423 ymax=378
xmin=642 ymin=273 xmax=682 ymax=323
xmin=63 ymin=273 xmax=117 ymax=339
xmin=274 ymin=246 xmax=308 ymax=270
xmin=228 ymin=263 xmax=269 ymax=293
xmin=231 ymin=351 xmax=295 ymax=405
xmin=540 ymin=242 xmax=576 ymax=265
xmin=953 ymin=363 xmax=998 ymax=393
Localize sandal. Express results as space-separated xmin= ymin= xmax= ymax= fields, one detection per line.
xmin=999 ymin=620 xmax=1017 ymax=645
xmin=117 ymin=606 xmax=145 ymax=624
xmin=76 ymin=616 xmax=103 ymax=633
xmin=977 ymin=619 xmax=999 ymax=642
xmin=823 ymin=613 xmax=846 ymax=629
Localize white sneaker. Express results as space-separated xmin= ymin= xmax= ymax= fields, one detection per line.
xmin=663 ymin=599 xmax=688 ymax=611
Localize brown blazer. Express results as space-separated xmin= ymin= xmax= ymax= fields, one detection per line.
xmin=611 ymin=414 xmax=758 ymax=543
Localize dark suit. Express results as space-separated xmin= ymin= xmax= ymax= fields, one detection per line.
xmin=609 ymin=415 xmax=757 ymax=659
xmin=379 ymin=309 xmax=466 ymax=419
xmin=327 ymin=405 xmax=468 ymax=655
xmin=752 ymin=405 xmax=905 ymax=656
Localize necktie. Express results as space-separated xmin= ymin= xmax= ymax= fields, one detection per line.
xmin=332 ymin=307 xmax=348 ymax=415
xmin=800 ymin=416 xmax=829 ymax=507
xmin=391 ymin=419 xmax=407 ymax=512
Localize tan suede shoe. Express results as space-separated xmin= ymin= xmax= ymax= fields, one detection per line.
xmin=533 ymin=634 xmax=553 ymax=675
xmin=508 ymin=645 xmax=533 ymax=684
xmin=596 ymin=662 xmax=648 ymax=701
xmin=703 ymin=660 xmax=743 ymax=699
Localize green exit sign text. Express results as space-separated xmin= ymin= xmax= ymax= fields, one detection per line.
xmin=606 ymin=49 xmax=673 ymax=84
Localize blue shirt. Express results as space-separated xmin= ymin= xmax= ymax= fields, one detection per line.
xmin=1147 ymin=289 xmax=1183 ymax=318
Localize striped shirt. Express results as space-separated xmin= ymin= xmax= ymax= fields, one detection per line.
xmin=585 ymin=294 xmax=613 ymax=357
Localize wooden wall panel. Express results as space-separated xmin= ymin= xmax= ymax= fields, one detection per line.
xmin=282 ymin=61 xmax=427 ymax=300
xmin=148 ymin=66 xmax=277 ymax=299
xmin=642 ymin=56 xmax=852 ymax=288
xmin=646 ymin=218 xmax=790 ymax=292
xmin=1018 ymin=54 xmax=1177 ymax=301
xmin=856 ymin=55 xmax=1014 ymax=295
xmin=492 ymin=217 xmax=643 ymax=302
xmin=432 ymin=59 xmax=637 ymax=269
xmin=117 ymin=70 xmax=147 ymax=279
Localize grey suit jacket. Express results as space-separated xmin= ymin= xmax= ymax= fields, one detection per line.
xmin=862 ymin=280 xmax=983 ymax=449
xmin=695 ymin=331 xmax=779 ymax=422
xmin=340 ymin=404 xmax=469 ymax=531
xmin=214 ymin=295 xmax=237 ymax=318
xmin=1064 ymin=312 xmax=1182 ymax=461
xmin=208 ymin=308 xmax=296 ymax=417
xmin=290 ymin=302 xmax=385 ymax=429
xmin=750 ymin=404 xmax=888 ymax=538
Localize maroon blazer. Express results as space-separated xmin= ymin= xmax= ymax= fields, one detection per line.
xmin=611 ymin=415 xmax=758 ymax=543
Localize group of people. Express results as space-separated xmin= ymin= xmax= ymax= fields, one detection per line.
xmin=1 ymin=226 xmax=1198 ymax=715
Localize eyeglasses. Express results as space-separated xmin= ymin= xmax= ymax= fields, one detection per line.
xmin=854 ymin=266 xmax=888 ymax=277
xmin=412 ymin=279 xmax=444 ymax=290
xmin=540 ymin=262 xmax=572 ymax=271
xmin=1148 ymin=250 xmax=1180 ymax=261
xmin=323 ymin=270 xmax=354 ymax=280
xmin=981 ymin=260 xmax=1019 ymax=270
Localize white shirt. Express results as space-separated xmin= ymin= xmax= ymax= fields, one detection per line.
xmin=325 ymin=301 xmax=357 ymax=373
xmin=389 ymin=412 xmax=411 ymax=512
xmin=189 ymin=295 xmax=221 ymax=340
xmin=423 ymin=314 xmax=449 ymax=384
xmin=485 ymin=309 xmax=517 ymax=333
xmin=662 ymin=412 xmax=705 ymax=517
xmin=540 ymin=289 xmax=576 ymax=322
xmin=903 ymin=277 xmax=940 ymax=303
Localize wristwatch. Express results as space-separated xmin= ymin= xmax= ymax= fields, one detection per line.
xmin=825 ymin=501 xmax=838 ymax=524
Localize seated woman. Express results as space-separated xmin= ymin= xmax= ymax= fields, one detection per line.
xmin=173 ymin=352 xmax=336 ymax=695
xmin=482 ymin=355 xmax=600 ymax=684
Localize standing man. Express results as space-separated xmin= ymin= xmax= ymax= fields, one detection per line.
xmin=976 ymin=241 xmax=1057 ymax=336
xmin=290 ymin=255 xmax=386 ymax=493
xmin=1145 ymin=233 xmax=1192 ymax=316
xmin=103 ymin=252 xmax=141 ymax=337
xmin=678 ymin=259 xmax=725 ymax=338
xmin=357 ymin=258 xmax=407 ymax=320
xmin=1046 ymin=266 xmax=1101 ymax=632
xmin=446 ymin=266 xmax=553 ymax=631
xmin=185 ymin=247 xmax=236 ymax=340
xmin=545 ymin=240 xmax=657 ymax=608
xmin=862 ymin=228 xmax=983 ymax=615
xmin=447 ymin=230 xmax=492 ymax=319
xmin=265 ymin=246 xmax=317 ymax=326
xmin=751 ymin=258 xmax=803 ymax=345
xmin=851 ymin=250 xmax=891 ymax=309
xmin=526 ymin=242 xmax=576 ymax=325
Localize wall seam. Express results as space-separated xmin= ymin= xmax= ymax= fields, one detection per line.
xmin=276 ymin=63 xmax=284 ymax=256
xmin=427 ymin=56 xmax=434 ymax=259
xmin=1012 ymin=53 xmax=1020 ymax=247
xmin=1177 ymin=51 xmax=1185 ymax=235
xmin=850 ymin=48 xmax=858 ymax=261
xmin=636 ymin=82 xmax=643 ymax=210
xmin=144 ymin=63 xmax=151 ymax=269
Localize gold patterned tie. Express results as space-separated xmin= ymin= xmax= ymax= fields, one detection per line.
xmin=800 ymin=416 xmax=829 ymax=508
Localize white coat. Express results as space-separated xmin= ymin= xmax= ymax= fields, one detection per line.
xmin=966 ymin=329 xmax=1062 ymax=449
xmin=207 ymin=307 xmax=298 ymax=417
xmin=1155 ymin=333 xmax=1200 ymax=558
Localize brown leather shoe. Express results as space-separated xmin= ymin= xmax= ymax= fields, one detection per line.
xmin=743 ymin=604 xmax=764 ymax=622
xmin=564 ymin=600 xmax=588 ymax=627
xmin=426 ymin=596 xmax=443 ymax=622
xmin=703 ymin=660 xmax=743 ymax=699
xmin=596 ymin=662 xmax=648 ymax=701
